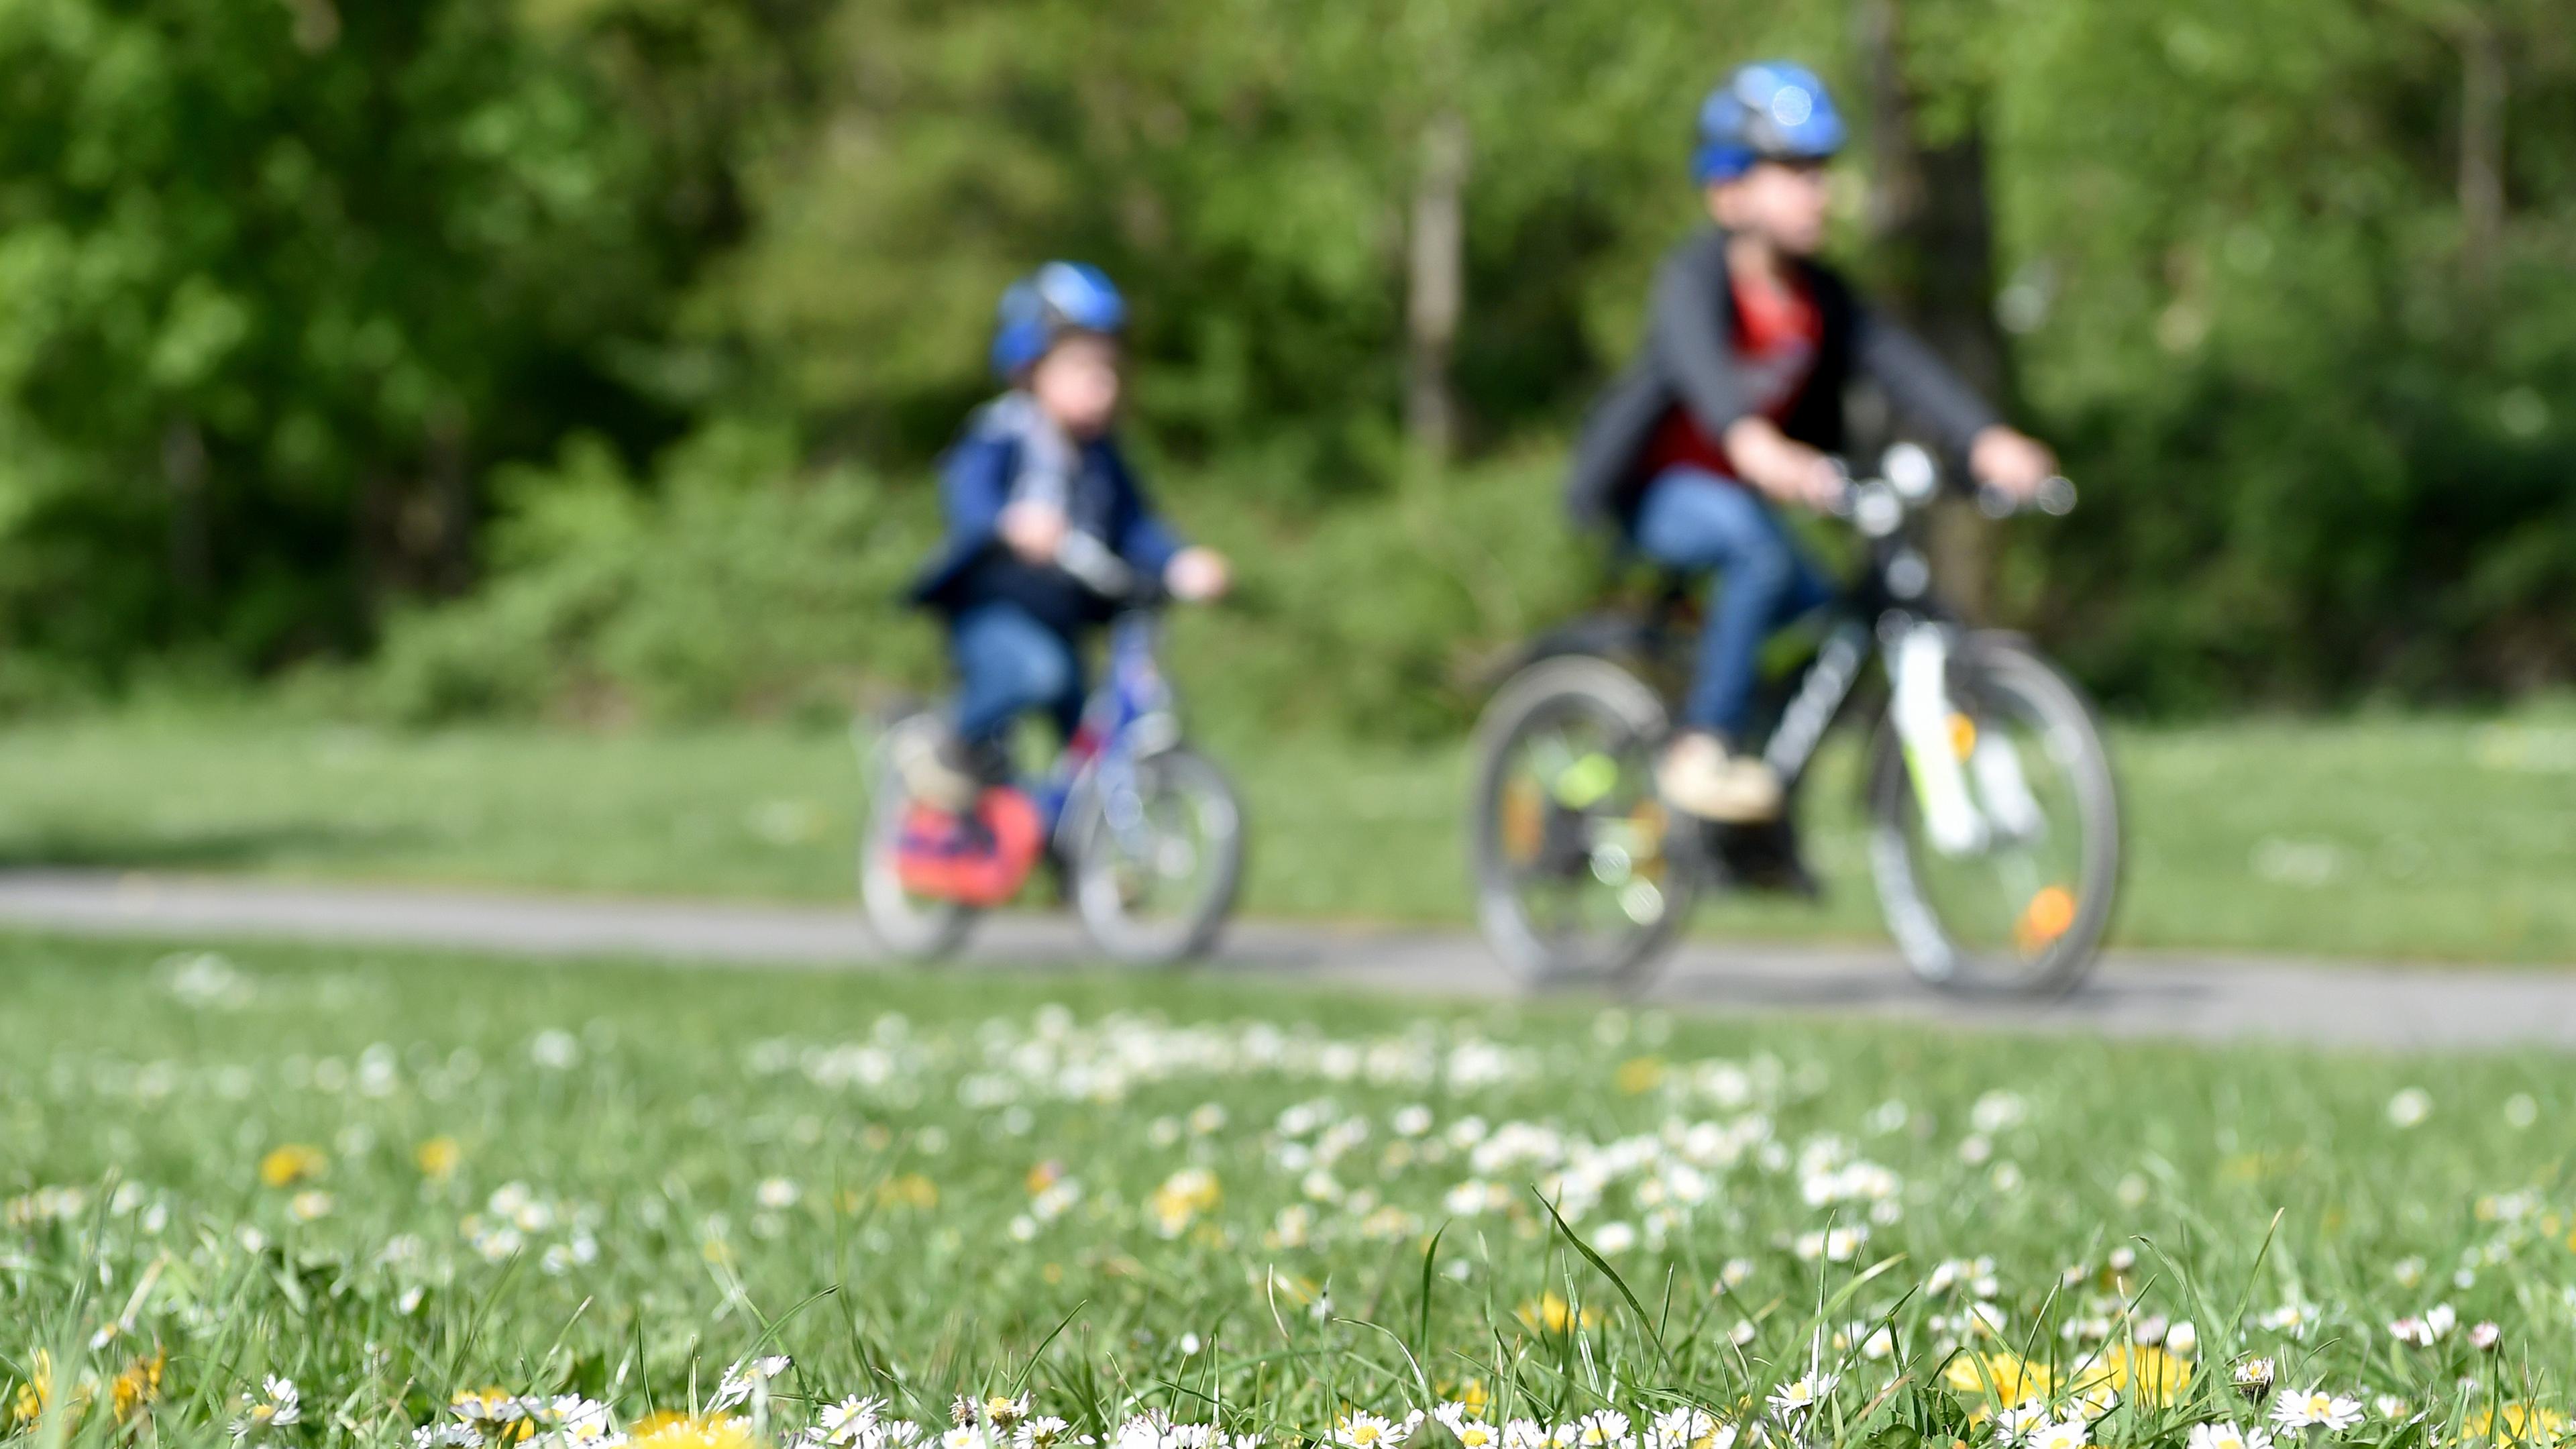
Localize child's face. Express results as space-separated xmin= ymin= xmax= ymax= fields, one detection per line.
xmin=1707 ymin=159 xmax=1832 ymax=256
xmin=1028 ymin=333 xmax=1122 ymax=439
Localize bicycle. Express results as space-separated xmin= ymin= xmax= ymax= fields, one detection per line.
xmin=859 ymin=536 xmax=1246 ymax=965
xmin=1467 ymin=443 xmax=2120 ymax=996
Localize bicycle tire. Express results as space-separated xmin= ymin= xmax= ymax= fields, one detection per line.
xmin=1468 ymin=654 xmax=1698 ymax=991
xmin=1067 ymin=746 xmax=1243 ymax=965
xmin=1866 ymin=633 xmax=2121 ymax=996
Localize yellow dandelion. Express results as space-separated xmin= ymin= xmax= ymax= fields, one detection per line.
xmin=2467 ymin=1404 xmax=2570 ymax=1446
xmin=1514 ymin=1292 xmax=1604 ymax=1335
xmin=2110 ymin=1345 xmax=2190 ymax=1407
xmin=1615 ymin=1057 xmax=1667 ymax=1094
xmin=1148 ymin=1167 xmax=1220 ymax=1237
xmin=416 ymin=1136 xmax=463 ymax=1179
xmin=1943 ymin=1350 xmax=2056 ymax=1411
xmin=877 ymin=1173 xmax=939 ymax=1210
xmin=259 ymin=1144 xmax=327 ymax=1187
xmin=10 ymin=1349 xmax=56 ymax=1428
xmin=110 ymin=1350 xmax=164 ymax=1423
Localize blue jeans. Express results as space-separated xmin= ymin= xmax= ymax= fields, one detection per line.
xmin=950 ymin=602 xmax=1086 ymax=749
xmin=1632 ymin=468 xmax=1835 ymax=740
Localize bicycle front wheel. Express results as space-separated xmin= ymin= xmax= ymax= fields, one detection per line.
xmin=1866 ymin=634 xmax=2120 ymax=995
xmin=1067 ymin=747 xmax=1244 ymax=965
xmin=1468 ymin=655 xmax=1698 ymax=991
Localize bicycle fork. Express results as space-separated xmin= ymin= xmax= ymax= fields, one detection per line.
xmin=1885 ymin=624 xmax=2044 ymax=857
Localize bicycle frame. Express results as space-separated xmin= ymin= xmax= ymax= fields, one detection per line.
xmin=1032 ymin=610 xmax=1181 ymax=857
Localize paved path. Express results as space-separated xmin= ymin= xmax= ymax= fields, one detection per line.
xmin=0 ymin=869 xmax=2567 ymax=1053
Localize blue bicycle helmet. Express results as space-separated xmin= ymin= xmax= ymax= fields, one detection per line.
xmin=989 ymin=261 xmax=1128 ymax=379
xmin=1692 ymin=62 xmax=1846 ymax=186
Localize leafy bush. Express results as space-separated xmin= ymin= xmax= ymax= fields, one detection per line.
xmin=358 ymin=432 xmax=1608 ymax=738
xmin=365 ymin=423 xmax=939 ymax=724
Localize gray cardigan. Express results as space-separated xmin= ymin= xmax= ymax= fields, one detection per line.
xmin=1565 ymin=227 xmax=2000 ymax=527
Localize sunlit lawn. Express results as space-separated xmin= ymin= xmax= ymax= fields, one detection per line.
xmin=1 ymin=930 xmax=2570 ymax=1445
xmin=0 ymin=699 xmax=2568 ymax=962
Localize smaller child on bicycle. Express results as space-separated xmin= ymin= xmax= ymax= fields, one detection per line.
xmin=900 ymin=262 xmax=1231 ymax=811
xmin=1563 ymin=61 xmax=2057 ymax=824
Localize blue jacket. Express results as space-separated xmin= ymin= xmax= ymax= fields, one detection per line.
xmin=907 ymin=393 xmax=1185 ymax=630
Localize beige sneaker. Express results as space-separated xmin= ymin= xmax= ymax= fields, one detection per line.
xmin=1656 ymin=731 xmax=1782 ymax=822
xmin=888 ymin=718 xmax=981 ymax=812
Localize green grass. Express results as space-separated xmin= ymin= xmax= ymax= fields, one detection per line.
xmin=0 ymin=702 xmax=2569 ymax=961
xmin=1 ymin=930 xmax=2570 ymax=1446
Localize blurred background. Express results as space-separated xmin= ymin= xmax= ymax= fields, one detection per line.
xmin=0 ymin=0 xmax=2567 ymax=959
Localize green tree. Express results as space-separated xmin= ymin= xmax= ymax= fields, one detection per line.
xmin=0 ymin=0 xmax=676 ymax=676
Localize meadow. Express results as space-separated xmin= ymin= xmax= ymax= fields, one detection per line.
xmin=3 ymin=930 xmax=2571 ymax=1449
xmin=0 ymin=702 xmax=2570 ymax=963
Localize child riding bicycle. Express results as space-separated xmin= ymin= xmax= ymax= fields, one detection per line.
xmin=1564 ymin=62 xmax=2057 ymax=824
xmin=899 ymin=262 xmax=1232 ymax=816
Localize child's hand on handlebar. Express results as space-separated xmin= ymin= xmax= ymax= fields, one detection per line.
xmin=1723 ymin=416 xmax=1846 ymax=511
xmin=1969 ymin=426 xmax=2057 ymax=498
xmin=1165 ymin=547 xmax=1231 ymax=602
xmin=998 ymin=500 xmax=1069 ymax=564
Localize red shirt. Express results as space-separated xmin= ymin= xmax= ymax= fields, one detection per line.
xmin=1638 ymin=266 xmax=1823 ymax=481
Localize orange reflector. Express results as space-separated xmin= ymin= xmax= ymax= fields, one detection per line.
xmin=1501 ymin=780 xmax=1544 ymax=864
xmin=1948 ymin=712 xmax=1979 ymax=759
xmin=2015 ymin=885 xmax=2078 ymax=952
xmin=1629 ymin=800 xmax=1669 ymax=877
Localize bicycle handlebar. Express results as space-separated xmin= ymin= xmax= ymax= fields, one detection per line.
xmin=1825 ymin=445 xmax=2076 ymax=538
xmin=1055 ymin=531 xmax=1171 ymax=608
xmin=1977 ymin=475 xmax=2078 ymax=519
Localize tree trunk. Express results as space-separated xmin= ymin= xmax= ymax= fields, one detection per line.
xmin=357 ymin=407 xmax=476 ymax=621
xmin=1405 ymin=108 xmax=1470 ymax=465
xmin=423 ymin=405 xmax=474 ymax=595
xmin=1854 ymin=0 xmax=2010 ymax=618
xmin=161 ymin=419 xmax=212 ymax=611
xmin=2456 ymin=13 xmax=2506 ymax=279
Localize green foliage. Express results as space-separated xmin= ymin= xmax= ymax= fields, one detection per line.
xmin=0 ymin=0 xmax=686 ymax=669
xmin=365 ymin=423 xmax=936 ymax=722
xmin=0 ymin=0 xmax=2573 ymax=718
xmin=1980 ymin=0 xmax=2576 ymax=708
xmin=1172 ymin=453 xmax=1602 ymax=739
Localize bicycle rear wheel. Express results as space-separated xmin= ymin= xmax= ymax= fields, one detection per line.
xmin=858 ymin=716 xmax=980 ymax=960
xmin=1066 ymin=746 xmax=1243 ymax=965
xmin=1468 ymin=655 xmax=1698 ymax=989
xmin=1866 ymin=634 xmax=2119 ymax=995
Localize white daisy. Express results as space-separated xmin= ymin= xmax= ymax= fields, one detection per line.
xmin=2186 ymin=1422 xmax=2272 ymax=1449
xmin=2027 ymin=1418 xmax=2090 ymax=1449
xmin=2269 ymin=1389 xmax=2363 ymax=1432
xmin=546 ymin=1397 xmax=615 ymax=1446
xmin=1018 ymin=1419 xmax=1076 ymax=1449
xmin=1334 ymin=1411 xmax=1418 ymax=1449
xmin=2233 ymin=1358 xmax=2277 ymax=1400
xmin=235 ymin=1377 xmax=301 ymax=1439
xmin=712 ymin=1356 xmax=792 ymax=1411
xmin=1994 ymin=1402 xmax=2053 ymax=1446
xmin=1643 ymin=1408 xmax=1731 ymax=1449
xmin=1766 ymin=1374 xmax=1836 ymax=1419
xmin=1436 ymin=1406 xmax=1501 ymax=1449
